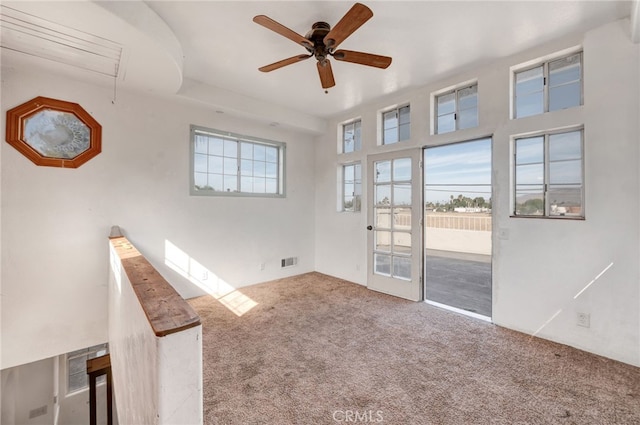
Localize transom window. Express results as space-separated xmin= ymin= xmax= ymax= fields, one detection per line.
xmin=514 ymin=52 xmax=582 ymax=118
xmin=191 ymin=126 xmax=285 ymax=197
xmin=342 ymin=120 xmax=361 ymax=153
xmin=382 ymin=105 xmax=410 ymax=145
xmin=513 ymin=128 xmax=584 ymax=218
xmin=342 ymin=163 xmax=362 ymax=212
xmin=67 ymin=343 xmax=108 ymax=394
xmin=435 ymin=84 xmax=478 ymax=134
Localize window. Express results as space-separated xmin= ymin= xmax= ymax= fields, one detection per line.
xmin=342 ymin=163 xmax=362 ymax=212
xmin=435 ymin=84 xmax=478 ymax=134
xmin=67 ymin=343 xmax=108 ymax=394
xmin=513 ymin=129 xmax=583 ymax=218
xmin=342 ymin=120 xmax=361 ymax=153
xmin=514 ymin=52 xmax=582 ymax=118
xmin=382 ymin=105 xmax=410 ymax=145
xmin=191 ymin=126 xmax=285 ymax=197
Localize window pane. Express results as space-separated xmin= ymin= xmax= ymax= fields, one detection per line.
xmin=393 ymin=232 xmax=411 ymax=254
xmin=344 ymin=164 xmax=355 ymax=181
xmin=223 ymin=139 xmax=237 ymax=157
xmin=515 ymin=66 xmax=544 ymax=95
xmin=266 ymin=178 xmax=278 ymax=194
xmin=223 ymin=157 xmax=237 ymax=174
xmin=194 ymin=136 xmax=208 ymax=154
xmin=253 ymin=177 xmax=266 ymax=193
xmin=383 ymin=110 xmax=397 ymax=129
xmin=265 ymin=146 xmax=278 ymax=163
xmin=393 ymin=158 xmax=411 ymax=181
xmin=516 ymin=163 xmax=544 ymax=185
xmin=393 ymin=207 xmax=411 ymax=230
xmin=549 ymin=82 xmax=581 ymax=111
xmin=375 ymin=207 xmax=391 ymax=228
xmin=223 ymin=175 xmax=237 ymax=192
xmin=384 ymin=128 xmax=397 ymax=144
xmin=194 ymin=154 xmax=207 ymax=172
xmin=241 ymin=159 xmax=252 ymax=176
xmin=399 ymin=123 xmax=410 ymax=141
xmin=516 ymin=92 xmax=544 ymax=118
xmin=253 ymin=161 xmax=266 ymax=177
xmin=209 ymin=174 xmax=223 ymax=191
xmin=252 ymin=145 xmax=264 ymax=161
xmin=515 ymin=189 xmax=544 ymax=215
xmin=458 ymin=107 xmax=478 ymax=130
xmin=69 ymin=372 xmax=87 ymax=392
xmin=458 ymin=85 xmax=478 ymax=110
xmin=376 ymin=184 xmax=391 ymax=206
xmin=266 ymin=162 xmax=278 ymax=178
xmin=550 ymin=160 xmax=582 ymax=184
xmin=343 ymin=122 xmax=355 ymax=153
xmin=398 ymin=105 xmax=410 ymax=125
xmin=208 ymin=156 xmax=223 ymax=173
xmin=241 ymin=176 xmax=252 ymax=191
xmin=549 ymin=53 xmax=581 ymax=87
xmin=241 ymin=142 xmax=253 ymax=159
xmin=437 ymin=114 xmax=455 ymax=134
xmin=516 ymin=137 xmax=544 ymax=164
xmin=194 ymin=172 xmax=208 ymax=189
xmin=392 ymin=256 xmax=411 ymax=280
xmin=549 ymin=131 xmax=581 ymax=160
xmin=374 ymin=253 xmax=391 ymax=276
xmin=354 ymin=163 xmax=362 ymax=181
xmin=375 ymin=231 xmax=391 ymax=252
xmin=437 ymin=93 xmax=455 ymax=116
xmin=344 ymin=196 xmax=355 ymax=211
xmin=344 ymin=183 xmax=355 ymax=197
xmin=354 ymin=121 xmax=362 ymax=151
xmin=548 ymin=186 xmax=582 ymax=216
xmin=375 ymin=160 xmax=391 ymax=183
xmin=209 ymin=137 xmax=224 ymax=156
xmin=393 ymin=184 xmax=411 ymax=206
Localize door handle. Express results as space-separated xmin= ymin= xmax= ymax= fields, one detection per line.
xmin=366 ymin=225 xmax=373 ymax=231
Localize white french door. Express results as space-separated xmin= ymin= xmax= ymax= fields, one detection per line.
xmin=367 ymin=149 xmax=422 ymax=301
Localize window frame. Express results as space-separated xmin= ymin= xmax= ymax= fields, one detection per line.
xmin=513 ymin=51 xmax=583 ymax=119
xmin=381 ymin=104 xmax=410 ymax=145
xmin=341 ymin=162 xmax=362 ymax=212
xmin=512 ymin=127 xmax=585 ymax=219
xmin=434 ymin=83 xmax=478 ymax=134
xmin=342 ymin=119 xmax=362 ymax=154
xmin=190 ymin=125 xmax=286 ymax=198
xmin=66 ymin=343 xmax=109 ymax=395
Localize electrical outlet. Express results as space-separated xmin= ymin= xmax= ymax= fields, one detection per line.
xmin=577 ymin=312 xmax=590 ymax=328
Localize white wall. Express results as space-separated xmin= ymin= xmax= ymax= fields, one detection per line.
xmin=315 ymin=19 xmax=639 ymax=366
xmin=1 ymin=63 xmax=316 ymax=370
xmin=1 ymin=358 xmax=54 ymax=425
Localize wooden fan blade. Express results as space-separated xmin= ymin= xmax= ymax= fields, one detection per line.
xmin=317 ymin=60 xmax=336 ymax=89
xmin=332 ymin=49 xmax=392 ymax=69
xmin=323 ymin=3 xmax=373 ymax=50
xmin=253 ymin=15 xmax=313 ymax=49
xmin=259 ymin=54 xmax=312 ymax=72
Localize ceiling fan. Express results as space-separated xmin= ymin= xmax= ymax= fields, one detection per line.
xmin=253 ymin=3 xmax=392 ymax=91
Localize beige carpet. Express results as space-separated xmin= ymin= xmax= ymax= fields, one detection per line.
xmin=189 ymin=272 xmax=640 ymax=424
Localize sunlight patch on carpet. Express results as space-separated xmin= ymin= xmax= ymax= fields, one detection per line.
xmin=164 ymin=240 xmax=257 ymax=316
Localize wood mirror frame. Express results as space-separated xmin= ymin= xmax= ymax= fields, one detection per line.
xmin=5 ymin=96 xmax=102 ymax=168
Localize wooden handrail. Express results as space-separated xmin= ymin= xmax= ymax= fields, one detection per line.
xmin=110 ymin=234 xmax=201 ymax=337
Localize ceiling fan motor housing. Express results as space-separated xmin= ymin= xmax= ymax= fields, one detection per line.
xmin=306 ymin=22 xmax=332 ymax=64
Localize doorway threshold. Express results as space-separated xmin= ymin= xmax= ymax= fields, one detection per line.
xmin=425 ymin=300 xmax=492 ymax=323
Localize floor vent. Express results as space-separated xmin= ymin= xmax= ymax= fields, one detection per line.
xmin=29 ymin=405 xmax=47 ymax=419
xmin=281 ymin=257 xmax=298 ymax=268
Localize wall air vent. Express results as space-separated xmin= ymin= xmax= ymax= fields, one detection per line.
xmin=29 ymin=405 xmax=47 ymax=419
xmin=0 ymin=5 xmax=122 ymax=77
xmin=281 ymin=257 xmax=298 ymax=268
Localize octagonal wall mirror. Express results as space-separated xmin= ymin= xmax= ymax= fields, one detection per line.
xmin=5 ymin=96 xmax=101 ymax=168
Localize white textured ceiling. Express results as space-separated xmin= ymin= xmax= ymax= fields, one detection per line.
xmin=1 ymin=1 xmax=634 ymax=133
